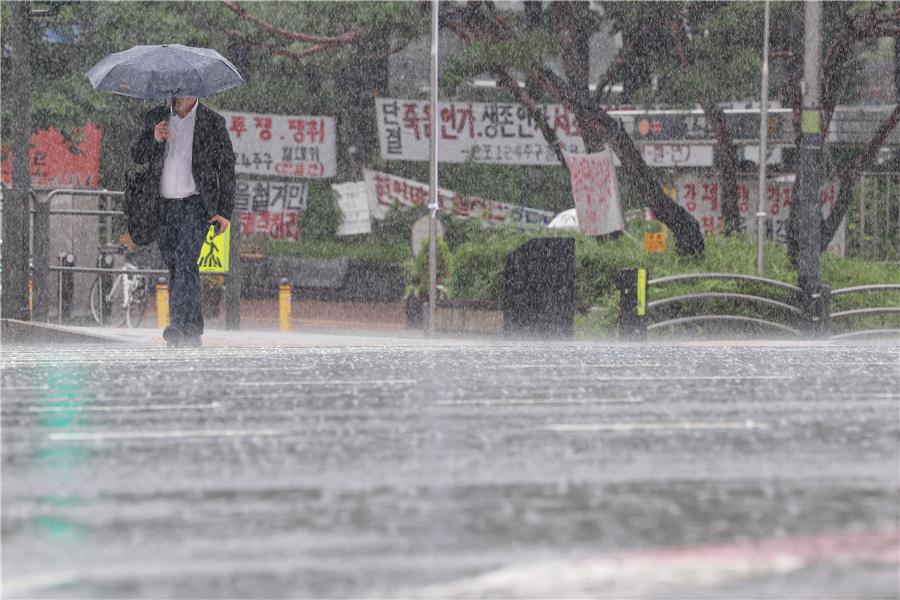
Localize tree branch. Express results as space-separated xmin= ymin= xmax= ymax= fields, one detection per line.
xmin=219 ymin=26 xmax=334 ymax=60
xmin=219 ymin=1 xmax=363 ymax=46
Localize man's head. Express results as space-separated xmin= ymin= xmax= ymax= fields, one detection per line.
xmin=167 ymin=97 xmax=198 ymax=118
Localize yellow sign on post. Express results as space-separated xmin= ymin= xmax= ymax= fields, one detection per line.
xmin=198 ymin=224 xmax=230 ymax=273
xmin=644 ymin=232 xmax=666 ymax=253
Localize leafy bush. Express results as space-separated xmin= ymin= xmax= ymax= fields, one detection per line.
xmin=449 ymin=228 xmax=530 ymax=300
xmin=446 ymin=220 xmax=899 ymax=337
xmin=405 ymin=236 xmax=453 ymax=299
xmin=371 ymin=204 xmax=422 ymax=246
xmin=299 ymin=189 xmax=343 ymax=242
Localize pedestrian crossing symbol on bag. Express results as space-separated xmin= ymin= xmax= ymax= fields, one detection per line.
xmin=198 ymin=225 xmax=230 ymax=273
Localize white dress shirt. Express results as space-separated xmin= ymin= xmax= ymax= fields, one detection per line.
xmin=159 ymin=101 xmax=199 ymax=199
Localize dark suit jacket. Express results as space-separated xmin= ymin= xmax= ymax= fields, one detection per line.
xmin=131 ymin=103 xmax=236 ymax=221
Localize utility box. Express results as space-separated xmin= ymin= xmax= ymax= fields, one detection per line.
xmin=504 ymin=237 xmax=575 ymax=339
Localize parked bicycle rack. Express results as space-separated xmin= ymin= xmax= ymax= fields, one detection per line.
xmin=618 ymin=268 xmax=900 ymax=341
xmin=31 ymin=188 xmax=242 ymax=328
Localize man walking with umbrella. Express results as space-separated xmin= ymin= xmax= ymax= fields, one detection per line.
xmin=87 ymin=44 xmax=243 ymax=347
xmin=132 ymin=96 xmax=235 ymax=347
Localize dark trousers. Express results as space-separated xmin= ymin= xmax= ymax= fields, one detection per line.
xmin=155 ymin=196 xmax=208 ymax=337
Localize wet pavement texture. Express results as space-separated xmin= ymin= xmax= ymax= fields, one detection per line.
xmin=2 ymin=339 xmax=898 ymax=598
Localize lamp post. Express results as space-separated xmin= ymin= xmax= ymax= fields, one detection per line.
xmin=427 ymin=0 xmax=439 ymax=336
xmin=756 ymin=0 xmax=771 ymax=275
xmin=795 ymin=0 xmax=824 ymax=328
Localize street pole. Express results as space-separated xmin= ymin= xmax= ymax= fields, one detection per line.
xmin=2 ymin=2 xmax=33 ymax=320
xmin=427 ymin=0 xmax=439 ymax=336
xmin=756 ymin=0 xmax=771 ymax=276
xmin=796 ymin=0 xmax=824 ymax=328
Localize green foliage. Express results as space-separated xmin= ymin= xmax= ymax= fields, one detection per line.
xmin=299 ymin=188 xmax=343 ymax=242
xmin=406 ymin=236 xmax=452 ymax=299
xmin=370 ymin=204 xmax=423 ymax=246
xmin=1 ymin=1 xmax=427 ymax=189
xmin=449 ymin=228 xmax=531 ymax=301
xmin=444 ymin=218 xmax=899 ymax=338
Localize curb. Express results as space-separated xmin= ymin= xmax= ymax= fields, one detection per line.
xmin=0 ymin=319 xmax=128 ymax=345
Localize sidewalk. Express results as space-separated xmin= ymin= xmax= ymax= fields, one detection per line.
xmin=0 ymin=318 xmax=498 ymax=348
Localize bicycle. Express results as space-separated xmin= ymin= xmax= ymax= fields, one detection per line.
xmin=89 ymin=245 xmax=152 ymax=328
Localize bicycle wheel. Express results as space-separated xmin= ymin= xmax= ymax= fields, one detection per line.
xmin=89 ymin=277 xmax=127 ymax=326
xmin=126 ymin=278 xmax=150 ymax=328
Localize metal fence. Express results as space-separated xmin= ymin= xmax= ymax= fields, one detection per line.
xmin=30 ymin=188 xmax=242 ymax=328
xmin=852 ymin=172 xmax=899 ymax=262
xmin=618 ymin=269 xmax=900 ymax=341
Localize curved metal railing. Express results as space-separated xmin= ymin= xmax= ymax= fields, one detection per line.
xmin=645 ymin=272 xmax=804 ymax=337
xmin=620 ymin=270 xmax=898 ymax=340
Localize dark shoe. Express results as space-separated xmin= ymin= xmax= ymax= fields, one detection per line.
xmin=163 ymin=325 xmax=185 ymax=348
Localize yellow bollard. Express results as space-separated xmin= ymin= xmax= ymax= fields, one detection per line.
xmin=156 ymin=278 xmax=169 ymax=329
xmin=29 ymin=279 xmax=33 ymax=319
xmin=279 ymin=277 xmax=291 ymax=333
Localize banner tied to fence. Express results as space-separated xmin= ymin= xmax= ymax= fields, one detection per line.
xmin=562 ymin=149 xmax=625 ymax=236
xmin=672 ymin=174 xmax=846 ymax=257
xmin=362 ymin=169 xmax=555 ymax=229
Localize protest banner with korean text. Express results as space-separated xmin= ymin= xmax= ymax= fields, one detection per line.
xmin=673 ymin=174 xmax=846 ymax=257
xmin=1 ymin=125 xmax=101 ymax=188
xmin=376 ymin=98 xmax=716 ymax=168
xmin=220 ymin=111 xmax=336 ymax=179
xmin=376 ymin=98 xmax=587 ymax=165
xmin=234 ymin=179 xmax=307 ymax=241
xmin=362 ymin=169 xmax=554 ymax=228
xmin=562 ymin=149 xmax=625 ymax=236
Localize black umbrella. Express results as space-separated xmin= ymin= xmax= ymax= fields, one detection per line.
xmin=87 ymin=44 xmax=244 ymax=110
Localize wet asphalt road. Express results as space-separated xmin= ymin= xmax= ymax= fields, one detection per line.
xmin=2 ymin=338 xmax=899 ymax=599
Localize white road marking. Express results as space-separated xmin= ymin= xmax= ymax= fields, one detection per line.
xmin=49 ymin=429 xmax=287 ymax=442
xmin=411 ymin=553 xmax=803 ymax=599
xmin=588 ymin=375 xmax=789 ymax=381
xmin=2 ymin=386 xmax=50 ymax=391
xmin=2 ymin=571 xmax=77 ymax=596
xmin=28 ymin=403 xmax=220 ymax=413
xmin=544 ymin=420 xmax=767 ymax=432
xmin=500 ymin=364 xmax=678 ymax=368
xmin=234 ymin=379 xmax=416 ymax=386
xmin=437 ymin=398 xmax=644 ymax=406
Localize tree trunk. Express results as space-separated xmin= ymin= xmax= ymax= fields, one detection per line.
xmin=579 ymin=100 xmax=705 ymax=256
xmin=706 ymin=103 xmax=741 ymax=235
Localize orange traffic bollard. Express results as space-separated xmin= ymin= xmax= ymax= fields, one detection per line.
xmin=156 ymin=278 xmax=169 ymax=329
xmin=279 ymin=277 xmax=291 ymax=333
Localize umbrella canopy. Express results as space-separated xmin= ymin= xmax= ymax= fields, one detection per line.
xmin=86 ymin=44 xmax=244 ymax=100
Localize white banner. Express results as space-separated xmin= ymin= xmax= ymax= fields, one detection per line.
xmin=362 ymin=169 xmax=555 ymax=228
xmin=220 ymin=111 xmax=336 ymax=178
xmin=376 ymin=98 xmax=586 ymax=165
xmin=562 ymin=149 xmax=625 ymax=236
xmin=234 ymin=179 xmax=307 ymax=212
xmin=672 ymin=175 xmax=846 ymax=257
xmin=332 ymin=182 xmax=372 ymax=236
xmin=377 ymin=98 xmax=716 ymax=168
